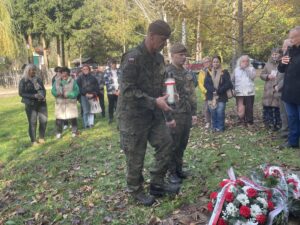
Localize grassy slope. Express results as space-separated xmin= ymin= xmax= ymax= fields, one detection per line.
xmin=0 ymin=79 xmax=299 ymax=225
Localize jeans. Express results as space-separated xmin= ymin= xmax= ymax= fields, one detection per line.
xmin=209 ymin=101 xmax=226 ymax=131
xmin=25 ymin=102 xmax=48 ymax=142
xmin=107 ymin=94 xmax=118 ymax=120
xmin=284 ymin=102 xmax=300 ymax=146
xmin=80 ymin=95 xmax=94 ymax=128
xmin=279 ymin=100 xmax=289 ymax=135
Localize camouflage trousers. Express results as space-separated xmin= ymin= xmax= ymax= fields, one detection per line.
xmin=169 ymin=113 xmax=192 ymax=174
xmin=120 ymin=119 xmax=173 ymax=193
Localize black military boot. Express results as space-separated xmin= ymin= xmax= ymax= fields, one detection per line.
xmin=149 ymin=182 xmax=180 ymax=197
xmin=168 ymin=173 xmax=182 ymax=184
xmin=131 ymin=191 xmax=155 ymax=206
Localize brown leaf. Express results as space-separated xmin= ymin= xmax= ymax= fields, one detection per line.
xmin=177 ymin=215 xmax=192 ymax=225
xmin=148 ymin=216 xmax=161 ymax=225
xmin=103 ymin=216 xmax=113 ymax=223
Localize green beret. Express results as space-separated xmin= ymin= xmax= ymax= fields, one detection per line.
xmin=148 ymin=20 xmax=171 ymax=37
xmin=170 ymin=43 xmax=188 ymax=54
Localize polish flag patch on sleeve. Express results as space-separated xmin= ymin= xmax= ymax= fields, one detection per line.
xmin=128 ymin=57 xmax=135 ymax=64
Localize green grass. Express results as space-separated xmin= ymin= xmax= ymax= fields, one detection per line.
xmin=0 ymin=79 xmax=299 ymax=225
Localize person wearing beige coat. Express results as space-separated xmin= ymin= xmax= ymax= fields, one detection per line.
xmin=52 ymin=67 xmax=80 ymax=138
xmin=260 ymin=48 xmax=282 ymax=131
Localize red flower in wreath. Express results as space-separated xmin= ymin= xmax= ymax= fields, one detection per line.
xmin=287 ymin=178 xmax=298 ymax=187
xmin=239 ymin=205 xmax=251 ymax=218
xmin=220 ymin=179 xmax=230 ymax=187
xmin=272 ymin=169 xmax=281 ymax=177
xmin=225 ymin=191 xmax=234 ymax=202
xmin=207 ymin=202 xmax=214 ymax=212
xmin=268 ymin=201 xmax=275 ymax=211
xmin=256 ymin=214 xmax=267 ymax=224
xmin=236 ymin=179 xmax=245 ymax=186
xmin=210 ymin=192 xmax=218 ymax=200
xmin=266 ymin=190 xmax=272 ymax=200
xmin=246 ymin=188 xmax=257 ymax=198
xmin=217 ymin=218 xmax=227 ymax=225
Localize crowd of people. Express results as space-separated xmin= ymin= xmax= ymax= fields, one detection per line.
xmin=19 ymin=60 xmax=120 ymax=144
xmin=18 ymin=20 xmax=300 ymax=206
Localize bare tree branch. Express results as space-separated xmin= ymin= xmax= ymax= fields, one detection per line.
xmin=245 ymin=0 xmax=270 ymax=34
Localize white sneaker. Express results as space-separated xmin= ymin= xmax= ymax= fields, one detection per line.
xmin=56 ymin=133 xmax=62 ymax=139
xmin=205 ymin=123 xmax=210 ymax=129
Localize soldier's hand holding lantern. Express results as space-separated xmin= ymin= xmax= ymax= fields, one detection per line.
xmin=155 ymin=95 xmax=172 ymax=111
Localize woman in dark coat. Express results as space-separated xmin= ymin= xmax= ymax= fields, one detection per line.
xmin=204 ymin=56 xmax=233 ymax=132
xmin=19 ymin=64 xmax=48 ymax=145
xmin=76 ymin=65 xmax=100 ymax=128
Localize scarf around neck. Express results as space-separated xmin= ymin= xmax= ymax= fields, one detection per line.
xmin=211 ymin=68 xmax=222 ymax=90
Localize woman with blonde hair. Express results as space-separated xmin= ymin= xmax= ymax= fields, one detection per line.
xmin=232 ymin=55 xmax=256 ymax=126
xmin=18 ymin=64 xmax=48 ymax=145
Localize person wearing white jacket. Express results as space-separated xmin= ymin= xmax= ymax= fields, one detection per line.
xmin=232 ymin=55 xmax=256 ymax=126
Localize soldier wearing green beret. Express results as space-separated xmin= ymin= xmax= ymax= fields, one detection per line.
xmin=117 ymin=20 xmax=180 ymax=206
xmin=166 ymin=43 xmax=198 ymax=184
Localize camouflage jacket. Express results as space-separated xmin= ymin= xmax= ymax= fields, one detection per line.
xmin=117 ymin=41 xmax=172 ymax=131
xmin=166 ymin=64 xmax=197 ymax=116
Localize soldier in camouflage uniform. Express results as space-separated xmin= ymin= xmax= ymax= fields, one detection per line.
xmin=166 ymin=43 xmax=198 ymax=184
xmin=117 ymin=20 xmax=180 ymax=206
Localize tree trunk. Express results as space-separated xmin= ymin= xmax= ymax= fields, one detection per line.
xmin=41 ymin=34 xmax=48 ymax=69
xmin=27 ymin=34 xmax=33 ymax=63
xmin=196 ymin=4 xmax=202 ymax=61
xmin=162 ymin=9 xmax=171 ymax=62
xmin=56 ymin=36 xmax=61 ymax=66
xmin=181 ymin=0 xmax=186 ymax=46
xmin=182 ymin=18 xmax=187 ymax=46
xmin=237 ymin=0 xmax=244 ymax=57
xmin=61 ymin=34 xmax=65 ymax=66
xmin=67 ymin=44 xmax=71 ymax=68
xmin=79 ymin=48 xmax=82 ymax=67
xmin=231 ymin=0 xmax=238 ymax=69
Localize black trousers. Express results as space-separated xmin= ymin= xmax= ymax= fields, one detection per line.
xmin=107 ymin=94 xmax=118 ymax=120
xmin=56 ymin=118 xmax=78 ymax=134
xmin=99 ymin=92 xmax=105 ymax=117
xmin=245 ymin=96 xmax=254 ymax=124
xmin=263 ymin=106 xmax=281 ymax=129
xmin=25 ymin=102 xmax=48 ymax=142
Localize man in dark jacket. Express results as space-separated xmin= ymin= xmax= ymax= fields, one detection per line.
xmin=278 ymin=26 xmax=300 ymax=149
xmin=117 ymin=20 xmax=179 ymax=206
